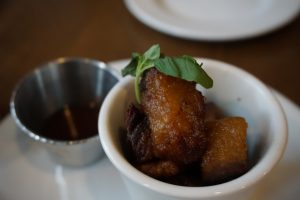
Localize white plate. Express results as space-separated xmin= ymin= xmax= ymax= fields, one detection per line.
xmin=124 ymin=0 xmax=300 ymax=41
xmin=1 ymin=59 xmax=300 ymax=200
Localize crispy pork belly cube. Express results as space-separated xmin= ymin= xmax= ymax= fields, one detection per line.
xmin=140 ymin=68 xmax=207 ymax=164
xmin=125 ymin=104 xmax=154 ymax=163
xmin=137 ymin=160 xmax=181 ymax=178
xmin=202 ymin=117 xmax=248 ymax=184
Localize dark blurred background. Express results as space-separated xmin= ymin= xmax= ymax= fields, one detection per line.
xmin=1 ymin=0 xmax=300 ymax=121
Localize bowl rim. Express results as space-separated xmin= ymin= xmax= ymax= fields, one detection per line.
xmin=10 ymin=57 xmax=121 ymax=145
xmin=99 ymin=58 xmax=288 ymax=198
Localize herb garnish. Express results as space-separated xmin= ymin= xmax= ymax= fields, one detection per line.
xmin=121 ymin=44 xmax=213 ymax=103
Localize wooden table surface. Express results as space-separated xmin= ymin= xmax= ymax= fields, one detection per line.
xmin=1 ymin=0 xmax=300 ymax=121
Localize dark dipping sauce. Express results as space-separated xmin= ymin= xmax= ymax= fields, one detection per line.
xmin=39 ymin=102 xmax=100 ymax=141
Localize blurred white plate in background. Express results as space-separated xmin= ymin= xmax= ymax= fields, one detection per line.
xmin=124 ymin=0 xmax=300 ymax=41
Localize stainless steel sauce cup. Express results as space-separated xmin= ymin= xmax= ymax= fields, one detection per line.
xmin=10 ymin=58 xmax=120 ymax=167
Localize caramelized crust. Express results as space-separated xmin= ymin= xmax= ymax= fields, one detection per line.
xmin=140 ymin=68 xmax=207 ymax=164
xmin=201 ymin=117 xmax=248 ymax=184
xmin=137 ymin=160 xmax=180 ymax=178
xmin=125 ymin=104 xmax=154 ymax=163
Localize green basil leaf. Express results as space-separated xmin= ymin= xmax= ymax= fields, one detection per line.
xmin=131 ymin=44 xmax=160 ymax=103
xmin=142 ymin=59 xmax=155 ymax=71
xmin=154 ymin=56 xmax=213 ymax=89
xmin=121 ymin=44 xmax=213 ymax=104
xmin=121 ymin=53 xmax=140 ymax=77
xmin=143 ymin=44 xmax=160 ymax=61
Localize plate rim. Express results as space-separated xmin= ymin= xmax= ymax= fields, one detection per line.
xmin=124 ymin=0 xmax=300 ymax=41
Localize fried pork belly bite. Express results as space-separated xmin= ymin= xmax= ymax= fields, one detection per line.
xmin=140 ymin=68 xmax=207 ymax=164
xmin=201 ymin=117 xmax=248 ymax=184
xmin=125 ymin=104 xmax=181 ymax=178
xmin=137 ymin=160 xmax=180 ymax=178
xmin=125 ymin=104 xmax=154 ymax=163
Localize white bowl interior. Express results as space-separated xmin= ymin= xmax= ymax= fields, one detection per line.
xmin=99 ymin=59 xmax=287 ymax=198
